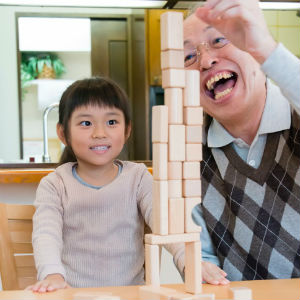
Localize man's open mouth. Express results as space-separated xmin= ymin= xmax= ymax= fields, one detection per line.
xmin=204 ymin=71 xmax=237 ymax=101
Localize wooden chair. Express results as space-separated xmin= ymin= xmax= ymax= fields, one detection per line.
xmin=0 ymin=203 xmax=36 ymax=290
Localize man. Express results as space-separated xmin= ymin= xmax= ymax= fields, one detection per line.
xmin=184 ymin=0 xmax=300 ymax=281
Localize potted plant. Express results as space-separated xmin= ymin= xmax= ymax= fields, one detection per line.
xmin=20 ymin=52 xmax=66 ymax=96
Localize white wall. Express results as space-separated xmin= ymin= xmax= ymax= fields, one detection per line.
xmin=0 ymin=7 xmax=21 ymax=161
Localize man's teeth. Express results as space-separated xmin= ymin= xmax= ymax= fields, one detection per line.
xmin=215 ymin=88 xmax=233 ymax=100
xmin=91 ymin=146 xmax=108 ymax=150
xmin=206 ymin=72 xmax=233 ymax=91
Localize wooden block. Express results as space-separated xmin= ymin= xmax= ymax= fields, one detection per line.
xmin=153 ymin=143 xmax=168 ymax=180
xmin=168 ymin=180 xmax=182 ymax=198
xmin=73 ymin=292 xmax=120 ymax=300
xmin=183 ymin=180 xmax=201 ymax=197
xmin=185 ymin=241 xmax=202 ymax=294
xmin=160 ymin=12 xmax=183 ymax=51
xmin=171 ymin=294 xmax=215 ymax=300
xmin=169 ymin=125 xmax=185 ymax=161
xmin=139 ymin=286 xmax=195 ymax=300
xmin=152 ymin=180 xmax=168 ymax=235
xmin=145 ymin=232 xmax=199 ymax=245
xmin=145 ymin=244 xmax=160 ymax=286
xmin=186 ymin=144 xmax=202 ymax=162
xmin=152 ymin=105 xmax=168 ymax=143
xmin=183 ymin=162 xmax=200 ymax=179
xmin=186 ymin=125 xmax=202 ymax=143
xmin=161 ymin=50 xmax=184 ymax=70
xmin=168 ymin=162 xmax=182 ymax=180
xmin=183 ymin=107 xmax=203 ymax=125
xmin=139 ymin=286 xmax=174 ymax=300
xmin=184 ymin=70 xmax=200 ymax=107
xmin=229 ymin=287 xmax=252 ymax=300
xmin=162 ymin=69 xmax=185 ymax=88
xmin=168 ymin=198 xmax=184 ymax=234
xmin=185 ymin=198 xmax=202 ymax=233
xmin=165 ymin=88 xmax=183 ymax=124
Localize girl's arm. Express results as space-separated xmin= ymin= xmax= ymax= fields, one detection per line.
xmin=30 ymin=173 xmax=68 ymax=292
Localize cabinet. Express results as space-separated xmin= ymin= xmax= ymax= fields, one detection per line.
xmin=145 ymin=9 xmax=187 ymax=86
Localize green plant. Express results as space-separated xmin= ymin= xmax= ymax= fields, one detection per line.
xmin=20 ymin=52 xmax=66 ymax=97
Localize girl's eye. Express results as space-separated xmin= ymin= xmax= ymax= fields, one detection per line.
xmin=107 ymin=120 xmax=117 ymax=126
xmin=80 ymin=120 xmax=91 ymax=126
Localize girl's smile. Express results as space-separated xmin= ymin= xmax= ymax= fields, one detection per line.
xmin=64 ymin=104 xmax=130 ymax=175
xmin=89 ymin=144 xmax=111 ymax=154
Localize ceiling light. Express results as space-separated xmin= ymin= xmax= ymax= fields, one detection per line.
xmin=174 ymin=1 xmax=300 ymax=10
xmin=0 ymin=0 xmax=167 ymax=8
xmin=259 ymin=2 xmax=300 ymax=10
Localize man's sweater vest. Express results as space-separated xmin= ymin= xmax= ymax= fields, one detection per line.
xmin=201 ymin=110 xmax=300 ymax=280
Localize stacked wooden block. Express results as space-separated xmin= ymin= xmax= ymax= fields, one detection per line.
xmin=144 ymin=11 xmax=203 ymax=297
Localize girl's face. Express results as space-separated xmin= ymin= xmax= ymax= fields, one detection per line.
xmin=64 ymin=104 xmax=129 ymax=170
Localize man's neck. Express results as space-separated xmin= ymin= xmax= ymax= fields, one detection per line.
xmin=222 ymin=98 xmax=266 ymax=146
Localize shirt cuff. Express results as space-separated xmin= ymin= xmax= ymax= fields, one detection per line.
xmin=38 ymin=264 xmax=66 ymax=281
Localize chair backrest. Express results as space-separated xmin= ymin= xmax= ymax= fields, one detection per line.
xmin=0 ymin=203 xmax=36 ymax=290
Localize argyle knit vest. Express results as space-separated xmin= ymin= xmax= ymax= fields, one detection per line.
xmin=201 ymin=110 xmax=300 ymax=281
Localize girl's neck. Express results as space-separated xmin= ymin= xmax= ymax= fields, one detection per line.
xmin=76 ymin=161 xmax=119 ymax=187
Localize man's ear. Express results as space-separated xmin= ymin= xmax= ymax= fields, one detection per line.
xmin=125 ymin=122 xmax=132 ymax=142
xmin=56 ymin=123 xmax=67 ymax=146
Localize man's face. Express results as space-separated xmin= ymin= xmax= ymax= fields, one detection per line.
xmin=183 ymin=14 xmax=266 ymax=124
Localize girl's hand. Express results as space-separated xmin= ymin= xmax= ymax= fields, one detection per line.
xmin=202 ymin=261 xmax=230 ymax=285
xmin=195 ymin=0 xmax=277 ymax=64
xmin=25 ymin=273 xmax=70 ymax=293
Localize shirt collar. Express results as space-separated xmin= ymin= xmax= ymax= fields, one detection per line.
xmin=207 ymin=79 xmax=291 ymax=148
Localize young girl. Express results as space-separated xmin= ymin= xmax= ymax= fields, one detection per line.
xmin=27 ymin=77 xmax=157 ymax=292
xmin=27 ymin=77 xmax=227 ymax=293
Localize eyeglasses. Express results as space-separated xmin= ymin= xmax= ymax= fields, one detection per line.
xmin=184 ymin=37 xmax=230 ymax=68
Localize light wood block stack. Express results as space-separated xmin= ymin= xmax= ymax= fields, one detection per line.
xmin=142 ymin=11 xmax=203 ymax=298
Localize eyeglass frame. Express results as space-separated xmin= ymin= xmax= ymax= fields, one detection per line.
xmin=184 ymin=37 xmax=230 ymax=68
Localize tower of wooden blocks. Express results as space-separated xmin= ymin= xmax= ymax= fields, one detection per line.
xmin=141 ymin=11 xmax=203 ymax=298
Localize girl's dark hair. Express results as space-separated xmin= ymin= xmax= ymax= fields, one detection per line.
xmin=57 ymin=76 xmax=131 ymax=166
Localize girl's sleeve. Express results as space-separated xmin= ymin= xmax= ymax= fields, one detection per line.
xmin=136 ymin=165 xmax=153 ymax=229
xmin=32 ymin=174 xmax=66 ymax=281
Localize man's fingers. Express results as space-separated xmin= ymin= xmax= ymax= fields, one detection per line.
xmin=195 ymin=7 xmax=211 ymax=24
xmin=203 ymin=271 xmax=219 ymax=285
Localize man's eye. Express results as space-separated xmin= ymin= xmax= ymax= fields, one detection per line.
xmin=107 ymin=120 xmax=117 ymax=126
xmin=80 ymin=121 xmax=91 ymax=126
xmin=184 ymin=53 xmax=196 ymax=62
xmin=212 ymin=37 xmax=228 ymax=47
